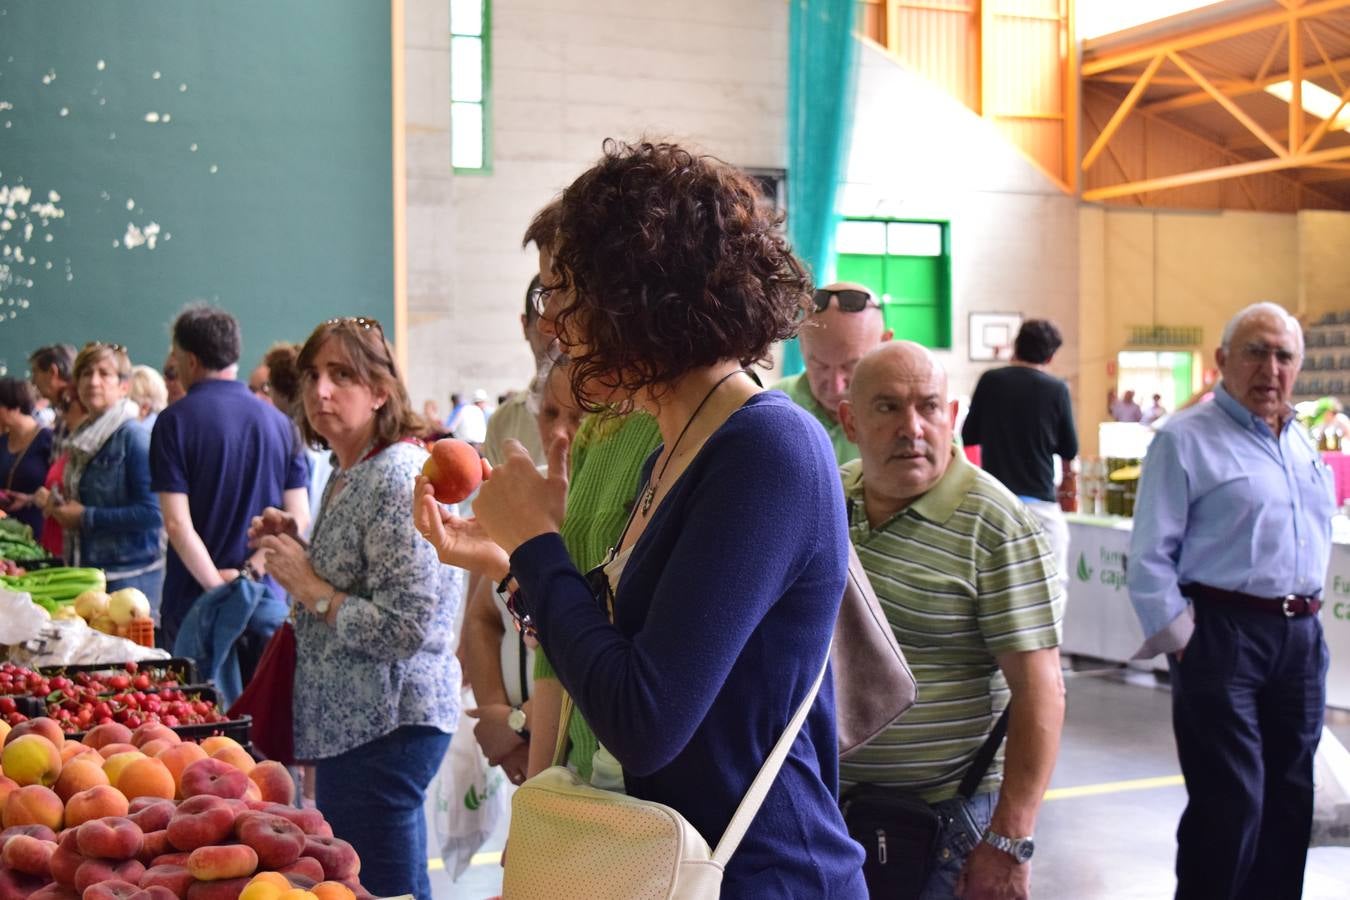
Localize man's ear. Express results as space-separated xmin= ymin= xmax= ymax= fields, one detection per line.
xmin=839 ymin=399 xmax=858 ymax=443
xmin=948 ymin=399 xmax=959 ymax=429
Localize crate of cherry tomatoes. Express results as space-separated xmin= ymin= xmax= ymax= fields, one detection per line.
xmin=0 ymin=662 xmax=248 ymax=746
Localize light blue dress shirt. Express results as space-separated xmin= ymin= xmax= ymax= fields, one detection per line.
xmin=1127 ymin=383 xmax=1336 ymax=657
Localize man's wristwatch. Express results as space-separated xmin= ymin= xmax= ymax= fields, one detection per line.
xmin=983 ymin=830 xmax=1035 ymax=864
xmin=313 ymin=594 xmax=333 ymax=616
xmin=507 ymin=706 xmax=530 ymax=741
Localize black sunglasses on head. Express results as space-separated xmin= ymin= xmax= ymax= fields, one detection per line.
xmin=812 ymin=288 xmax=880 ymax=313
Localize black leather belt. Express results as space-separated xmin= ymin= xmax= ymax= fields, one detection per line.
xmin=1184 ymin=583 xmax=1322 ymax=618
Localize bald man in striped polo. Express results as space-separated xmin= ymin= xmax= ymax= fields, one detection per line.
xmin=837 ymin=342 xmax=1066 ymax=900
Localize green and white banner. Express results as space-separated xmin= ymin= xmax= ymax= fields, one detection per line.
xmin=1063 ymin=515 xmax=1349 ymax=709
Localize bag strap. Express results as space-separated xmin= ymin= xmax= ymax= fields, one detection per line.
xmin=552 ymin=691 xmax=574 ymax=767
xmin=957 ymin=706 xmax=1011 ymax=799
xmin=712 ymin=644 xmax=831 ymax=865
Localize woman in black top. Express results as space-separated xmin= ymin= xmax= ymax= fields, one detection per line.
xmin=0 ymin=378 xmax=54 ymax=537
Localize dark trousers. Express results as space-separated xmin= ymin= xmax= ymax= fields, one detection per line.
xmin=1170 ymin=603 xmax=1329 ymax=900
xmin=315 ymin=725 xmax=452 ymax=900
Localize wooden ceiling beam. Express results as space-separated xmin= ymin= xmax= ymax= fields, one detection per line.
xmin=1168 ymin=51 xmax=1291 ymax=158
xmin=1083 ymin=55 xmax=1165 ymax=171
xmin=1082 ymin=0 xmax=1350 ymax=76
xmin=1083 ymin=140 xmax=1350 ymax=201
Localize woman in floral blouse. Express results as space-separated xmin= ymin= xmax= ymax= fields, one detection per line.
xmin=250 ymin=317 xmax=461 ymax=900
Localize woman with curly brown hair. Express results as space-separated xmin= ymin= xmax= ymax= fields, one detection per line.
xmin=417 ymin=140 xmax=866 ymax=897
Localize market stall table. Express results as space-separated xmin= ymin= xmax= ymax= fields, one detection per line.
xmin=1062 ymin=512 xmax=1350 ymax=710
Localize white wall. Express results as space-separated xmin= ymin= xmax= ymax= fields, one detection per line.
xmin=841 ymin=41 xmax=1081 ymax=406
xmin=401 ymin=0 xmax=788 ymax=409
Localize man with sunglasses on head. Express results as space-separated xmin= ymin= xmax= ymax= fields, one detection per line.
xmin=149 ymin=304 xmax=310 ymax=650
xmin=772 ymin=282 xmax=892 ymax=465
xmin=1128 ymin=301 xmax=1333 ymax=900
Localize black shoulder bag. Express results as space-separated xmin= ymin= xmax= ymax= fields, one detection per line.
xmin=840 ymin=707 xmax=1010 ymax=900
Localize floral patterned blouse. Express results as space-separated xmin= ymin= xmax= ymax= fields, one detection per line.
xmin=293 ymin=441 xmax=463 ymax=760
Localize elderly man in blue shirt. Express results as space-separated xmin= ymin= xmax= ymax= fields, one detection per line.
xmin=1128 ymin=301 xmax=1335 ymax=900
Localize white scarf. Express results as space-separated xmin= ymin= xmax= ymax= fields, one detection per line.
xmin=60 ymin=398 xmax=139 ymax=566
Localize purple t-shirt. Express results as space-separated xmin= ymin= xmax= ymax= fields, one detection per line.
xmin=150 ymin=379 xmax=307 ymax=640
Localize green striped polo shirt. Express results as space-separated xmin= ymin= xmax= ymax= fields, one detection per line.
xmin=837 ymin=450 xmax=1062 ymax=802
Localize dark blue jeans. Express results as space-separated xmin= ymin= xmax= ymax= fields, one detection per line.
xmin=1170 ymin=603 xmax=1328 ymax=900
xmin=315 ymin=725 xmax=451 ymax=900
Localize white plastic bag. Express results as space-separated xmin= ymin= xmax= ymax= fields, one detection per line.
xmin=1311 ymin=726 xmax=1350 ymax=847
xmin=0 ymin=589 xmax=54 ymax=645
xmin=427 ymin=687 xmax=508 ymax=880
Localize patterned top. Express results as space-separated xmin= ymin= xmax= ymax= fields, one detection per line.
xmin=293 ymin=441 xmax=463 ymax=760
xmin=837 ymin=451 xmax=1062 ymax=802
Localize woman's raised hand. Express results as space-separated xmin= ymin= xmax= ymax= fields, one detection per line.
xmin=248 ymin=507 xmax=299 ymax=548
xmin=413 ymin=475 xmax=510 ymax=581
xmin=472 ymin=438 xmax=568 ymax=556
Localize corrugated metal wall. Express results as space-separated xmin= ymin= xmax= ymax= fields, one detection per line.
xmin=859 ymin=0 xmax=1075 ymax=190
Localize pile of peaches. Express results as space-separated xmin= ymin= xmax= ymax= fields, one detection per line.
xmin=0 ymin=717 xmax=368 ymax=900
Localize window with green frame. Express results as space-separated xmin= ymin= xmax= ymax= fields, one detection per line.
xmin=450 ymin=0 xmax=490 ymax=172
xmin=835 ymin=219 xmax=951 ymax=349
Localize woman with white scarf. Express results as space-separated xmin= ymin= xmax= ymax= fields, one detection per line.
xmin=36 ymin=342 xmax=164 ymax=618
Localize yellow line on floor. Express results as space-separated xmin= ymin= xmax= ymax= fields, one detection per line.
xmin=1043 ymin=774 xmax=1184 ymax=801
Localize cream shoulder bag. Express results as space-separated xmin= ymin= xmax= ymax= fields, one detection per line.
xmin=501 ymin=648 xmax=831 ymax=900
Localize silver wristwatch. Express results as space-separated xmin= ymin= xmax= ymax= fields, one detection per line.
xmin=313 ymin=594 xmax=333 ymax=616
xmin=983 ymin=830 xmax=1035 ymax=863
xmin=507 ymin=705 xmax=530 ymax=740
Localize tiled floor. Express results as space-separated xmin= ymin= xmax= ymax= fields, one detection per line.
xmin=431 ymin=667 xmax=1350 ymax=898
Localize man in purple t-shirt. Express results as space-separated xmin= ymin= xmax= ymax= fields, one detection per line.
xmin=150 ymin=305 xmax=309 ymax=647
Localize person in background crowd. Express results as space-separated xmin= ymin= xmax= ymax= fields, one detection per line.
xmin=150 ymin=304 xmax=310 ymax=649
xmin=262 ymin=342 xmax=332 ymax=539
xmin=37 ymin=343 xmax=164 ymax=614
xmin=460 ymin=351 xmax=584 ymax=784
xmin=417 ymin=140 xmax=866 ymax=897
xmin=32 ymin=397 xmax=55 ymax=430
xmin=443 ymin=392 xmax=466 ymax=435
xmin=1114 ymin=389 xmax=1143 ymax=422
xmin=453 ymin=389 xmax=489 ymax=446
xmin=250 ymin=316 xmax=461 ymax=900
xmin=481 ymin=270 xmax=559 ymax=468
xmin=421 ymin=399 xmax=440 ymax=428
xmin=962 ymin=318 xmax=1077 ymax=587
xmin=1128 ymin=302 xmax=1332 ymax=900
xmin=772 ymin=282 xmax=892 ymax=465
xmin=840 ymin=342 xmax=1064 ymax=900
xmin=28 ymin=344 xmax=83 ymax=450
xmin=1140 ymin=393 xmax=1167 ymax=427
xmin=247 ymin=361 xmax=274 ymax=407
xmin=0 ymin=378 xmax=54 ymax=537
xmin=163 ymin=353 xmax=186 ymax=405
xmin=129 ymin=365 xmax=169 ymax=428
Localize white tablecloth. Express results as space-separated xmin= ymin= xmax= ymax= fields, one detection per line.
xmin=1063 ymin=514 xmax=1350 ymax=710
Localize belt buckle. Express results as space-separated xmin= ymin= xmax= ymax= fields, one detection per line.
xmin=1282 ymin=595 xmax=1298 ymax=618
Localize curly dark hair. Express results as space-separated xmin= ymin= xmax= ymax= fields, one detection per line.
xmin=549 ymin=140 xmax=810 ymax=410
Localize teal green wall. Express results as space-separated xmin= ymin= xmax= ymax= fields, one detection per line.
xmin=0 ymin=1 xmax=393 ymax=378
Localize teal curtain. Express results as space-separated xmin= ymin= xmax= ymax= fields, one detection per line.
xmin=782 ymin=0 xmax=861 ymax=376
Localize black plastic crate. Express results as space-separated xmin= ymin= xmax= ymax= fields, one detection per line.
xmin=64 ymin=714 xmax=253 ymax=751
xmin=38 ymin=657 xmax=198 ymax=684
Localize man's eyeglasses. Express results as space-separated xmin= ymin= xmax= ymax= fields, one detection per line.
xmin=249 ymin=381 xmax=272 ymax=396
xmin=1238 ymin=342 xmax=1300 ymax=368
xmin=812 ymin=289 xmax=880 ymax=314
xmin=528 ymin=285 xmax=556 ymax=319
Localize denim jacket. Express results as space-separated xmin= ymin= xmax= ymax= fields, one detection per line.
xmin=76 ymin=420 xmax=163 ymax=572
